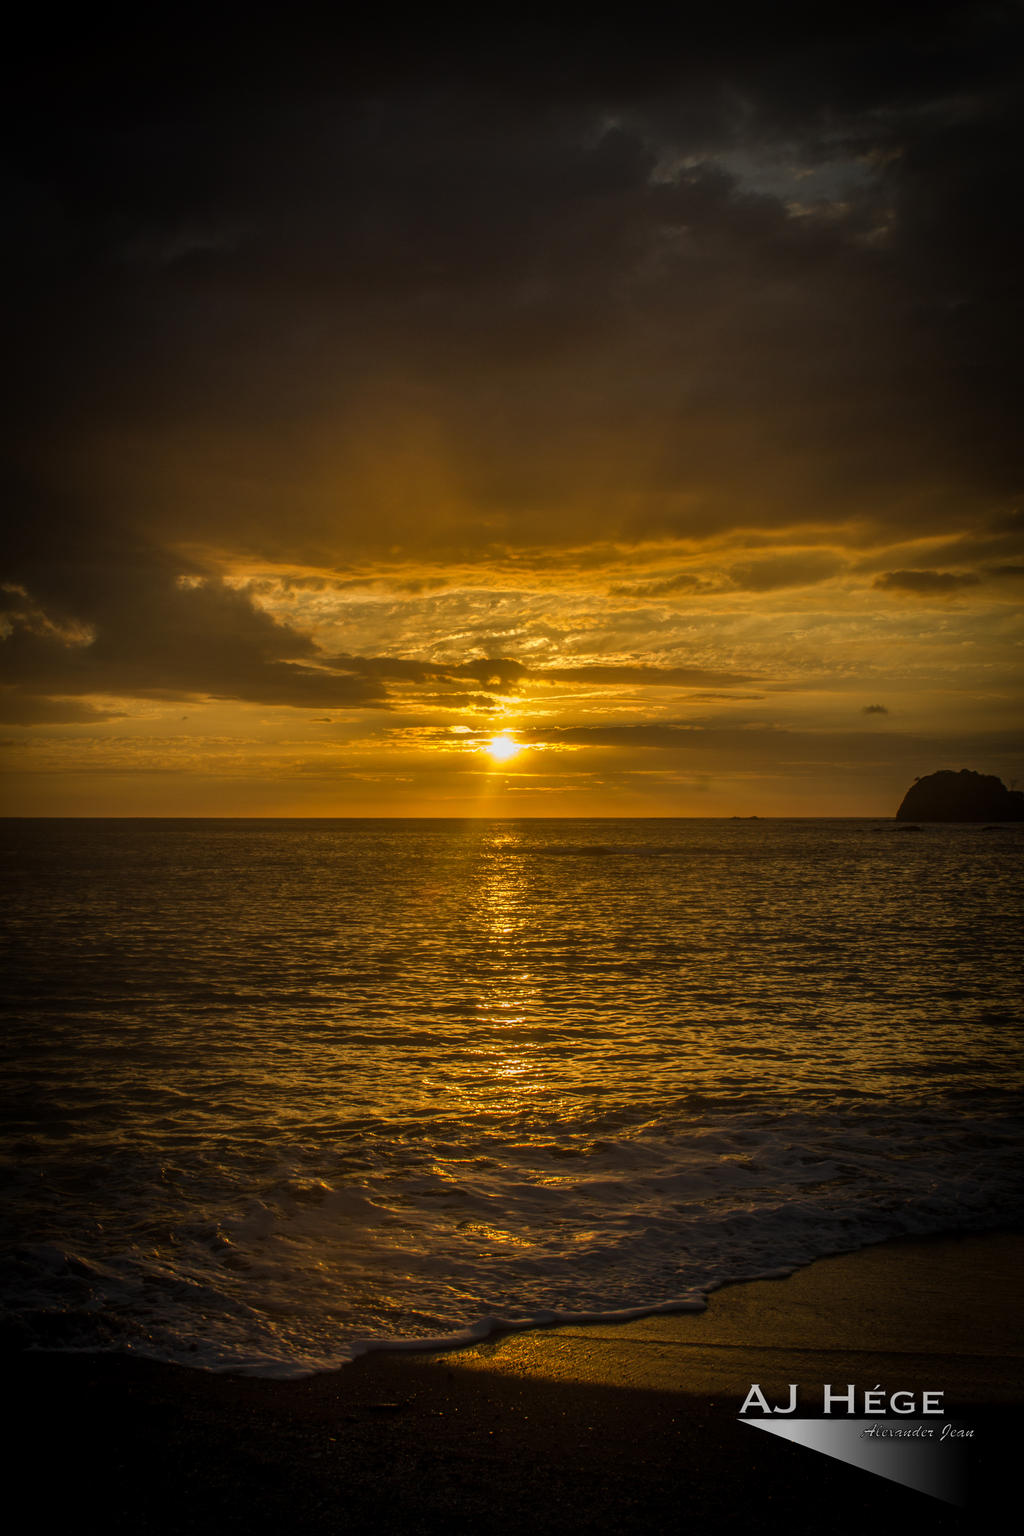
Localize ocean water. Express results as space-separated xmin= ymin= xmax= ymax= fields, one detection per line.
xmin=2 ymin=817 xmax=1022 ymax=1377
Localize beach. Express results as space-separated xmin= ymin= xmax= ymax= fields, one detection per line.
xmin=13 ymin=1231 xmax=1021 ymax=1534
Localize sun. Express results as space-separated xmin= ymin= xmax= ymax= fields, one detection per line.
xmin=487 ymin=734 xmax=521 ymax=763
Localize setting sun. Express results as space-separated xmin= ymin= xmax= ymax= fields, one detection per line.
xmin=487 ymin=734 xmax=521 ymax=763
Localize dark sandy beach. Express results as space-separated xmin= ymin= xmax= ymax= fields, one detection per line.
xmin=11 ymin=1231 xmax=1021 ymax=1534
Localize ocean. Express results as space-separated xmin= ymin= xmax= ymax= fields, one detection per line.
xmin=2 ymin=817 xmax=1021 ymax=1377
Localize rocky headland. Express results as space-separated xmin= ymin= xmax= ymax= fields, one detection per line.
xmin=896 ymin=768 xmax=1024 ymax=822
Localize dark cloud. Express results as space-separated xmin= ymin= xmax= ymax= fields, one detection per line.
xmin=507 ymin=722 xmax=1024 ymax=769
xmin=0 ymin=495 xmax=388 ymax=713
xmin=414 ymin=693 xmax=500 ymax=710
xmin=1 ymin=515 xmax=760 ymax=715
xmin=0 ymin=693 xmax=126 ymax=726
xmin=520 ymin=724 xmax=786 ymax=750
xmin=329 ymin=656 xmax=527 ymax=689
xmin=2 ymin=6 xmax=1021 ymax=727
xmin=873 ymin=569 xmax=983 ymax=595
xmin=328 ymin=656 xmax=754 ymax=692
xmin=0 ymin=475 xmax=762 ymax=714
xmin=5 ymin=6 xmax=1021 ymax=561
xmin=683 ymin=692 xmax=767 ymax=702
xmin=609 ymin=573 xmax=706 ymax=598
xmin=854 ymin=513 xmax=1024 ymax=575
xmin=727 ymin=555 xmax=844 ymax=592
xmin=534 ymin=665 xmax=754 ymax=687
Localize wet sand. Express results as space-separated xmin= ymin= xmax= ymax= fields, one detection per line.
xmin=11 ymin=1232 xmax=1022 ymax=1534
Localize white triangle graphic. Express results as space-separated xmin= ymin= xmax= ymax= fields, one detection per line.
xmin=740 ymin=1419 xmax=965 ymax=1505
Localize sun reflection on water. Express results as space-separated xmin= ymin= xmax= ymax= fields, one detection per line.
xmin=457 ymin=826 xmax=548 ymax=1111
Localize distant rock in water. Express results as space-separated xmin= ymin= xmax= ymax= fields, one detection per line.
xmin=896 ymin=769 xmax=1024 ymax=822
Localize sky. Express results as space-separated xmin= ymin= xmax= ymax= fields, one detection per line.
xmin=2 ymin=6 xmax=1022 ymax=816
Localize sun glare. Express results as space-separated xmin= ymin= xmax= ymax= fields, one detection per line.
xmin=487 ymin=734 xmax=521 ymax=763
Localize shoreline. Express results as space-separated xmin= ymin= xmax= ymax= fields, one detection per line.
xmin=339 ymin=1223 xmax=1022 ymax=1374
xmin=12 ymin=1230 xmax=1022 ymax=1533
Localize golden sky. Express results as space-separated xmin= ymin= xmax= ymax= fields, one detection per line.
xmin=2 ymin=12 xmax=1022 ymax=815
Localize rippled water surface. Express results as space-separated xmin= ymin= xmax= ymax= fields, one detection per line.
xmin=2 ymin=818 xmax=1022 ymax=1374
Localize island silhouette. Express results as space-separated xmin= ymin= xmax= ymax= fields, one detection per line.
xmin=896 ymin=769 xmax=1024 ymax=822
